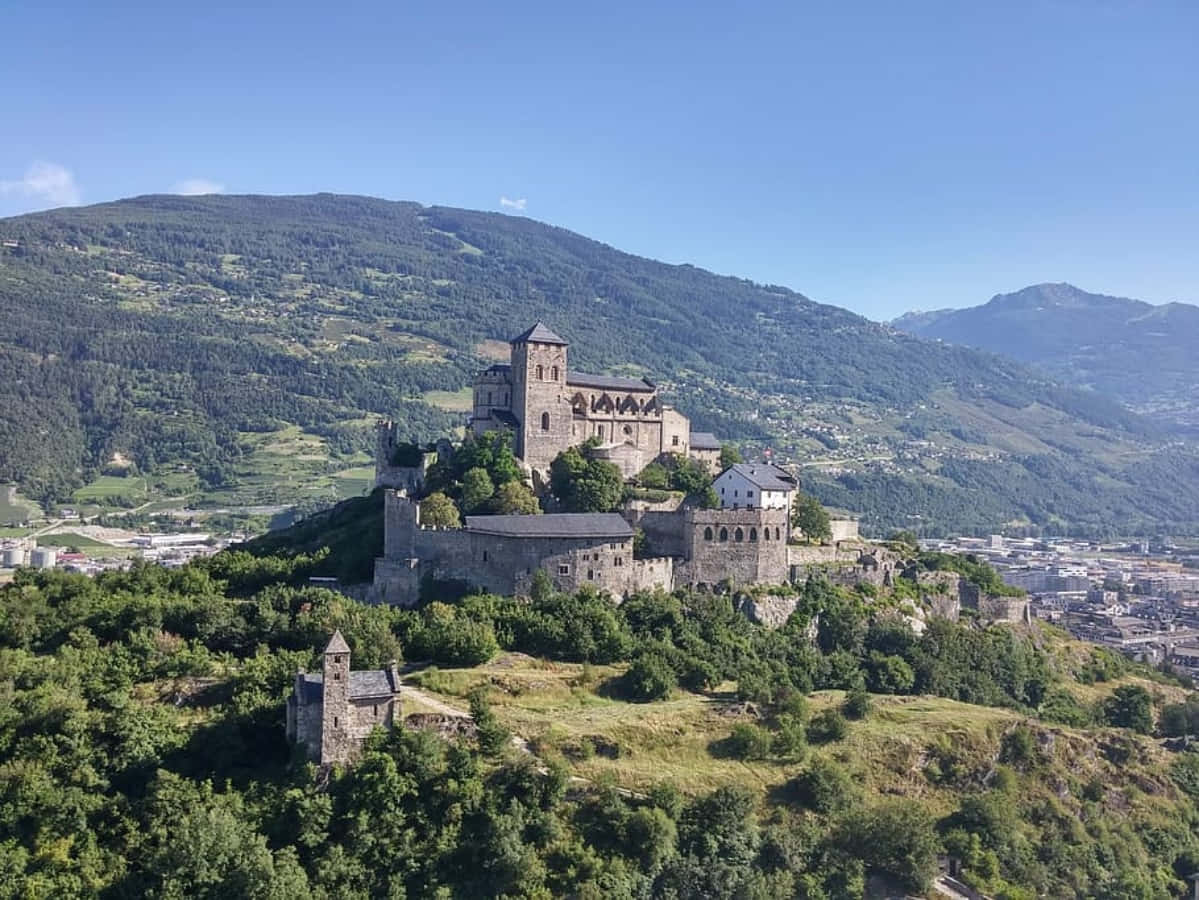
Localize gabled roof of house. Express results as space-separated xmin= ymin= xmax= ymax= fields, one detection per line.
xmin=464 ymin=512 xmax=633 ymax=539
xmin=720 ymin=463 xmax=797 ymax=492
xmin=690 ymin=431 xmax=722 ymax=450
xmin=566 ymin=371 xmax=656 ymax=392
xmin=510 ymin=322 xmax=568 ymax=345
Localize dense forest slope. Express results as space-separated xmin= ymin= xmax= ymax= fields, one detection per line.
xmin=893 ymin=283 xmax=1199 ymax=426
xmin=2 ymin=194 xmax=1198 ymax=535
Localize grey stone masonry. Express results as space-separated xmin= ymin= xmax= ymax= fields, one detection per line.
xmin=286 ymin=631 xmax=402 ymax=765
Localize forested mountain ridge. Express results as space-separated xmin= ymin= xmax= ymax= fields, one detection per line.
xmin=2 ymin=194 xmax=1197 ymax=536
xmin=893 ymin=282 xmax=1199 ymax=427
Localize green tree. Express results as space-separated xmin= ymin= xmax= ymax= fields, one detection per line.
xmin=638 ymin=462 xmax=670 ymax=490
xmin=420 ymin=491 xmax=461 ymax=527
xmin=836 ymin=799 xmax=939 ymax=892
xmin=1104 ymin=684 xmax=1153 ymax=734
xmin=808 ymin=708 xmax=848 ymax=743
xmin=723 ymin=723 xmax=773 ymax=760
xmin=620 ymin=652 xmax=675 ymax=702
xmin=568 ymin=459 xmax=625 ymax=513
xmin=469 ymin=686 xmax=511 ymax=756
xmin=719 ymin=444 xmax=743 ymax=468
xmin=461 ymin=467 xmax=495 ymax=513
xmin=789 ymin=756 xmax=856 ymax=813
xmin=843 ymin=687 xmax=871 ymax=719
xmin=792 ymin=493 xmax=831 ymax=543
xmin=492 ymin=480 xmax=540 ymax=514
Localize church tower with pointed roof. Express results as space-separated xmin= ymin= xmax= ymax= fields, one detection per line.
xmin=286 ymin=631 xmax=402 ymax=765
xmin=320 ymin=630 xmax=351 ymax=763
xmin=510 ymin=321 xmax=572 ymax=470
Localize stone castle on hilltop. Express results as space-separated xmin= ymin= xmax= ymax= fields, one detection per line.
xmin=467 ymin=321 xmax=722 ymax=476
xmin=367 ymin=321 xmax=1029 ymax=624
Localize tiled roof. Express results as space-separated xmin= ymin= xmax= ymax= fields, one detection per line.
xmin=566 ymin=371 xmax=656 ymax=392
xmin=721 ymin=463 xmax=797 ymax=492
xmin=690 ymin=431 xmax=722 ymax=451
xmin=464 ymin=512 xmax=633 ymax=539
xmin=510 ymin=322 xmax=568 ymax=345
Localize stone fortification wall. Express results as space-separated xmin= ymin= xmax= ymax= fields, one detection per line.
xmin=677 ymin=507 xmax=789 ymax=588
xmin=515 ymin=551 xmax=674 ymax=597
xmin=637 ymin=509 xmax=688 ymax=557
xmin=371 ymin=557 xmax=423 ymax=607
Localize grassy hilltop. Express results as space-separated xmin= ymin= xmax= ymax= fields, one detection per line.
xmin=2 ymin=193 xmax=1199 ymax=536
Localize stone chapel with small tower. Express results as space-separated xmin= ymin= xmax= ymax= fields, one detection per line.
xmin=286 ymin=631 xmax=403 ymax=765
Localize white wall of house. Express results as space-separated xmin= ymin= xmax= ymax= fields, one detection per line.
xmin=714 ymin=469 xmax=792 ymax=512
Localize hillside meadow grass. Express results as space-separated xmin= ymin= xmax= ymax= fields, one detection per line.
xmin=404 ymin=652 xmax=1186 ymax=817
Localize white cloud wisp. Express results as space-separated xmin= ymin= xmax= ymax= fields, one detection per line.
xmin=0 ymin=161 xmax=82 ymax=210
xmin=172 ymin=178 xmax=226 ymax=196
xmin=499 ymin=195 xmax=527 ymax=211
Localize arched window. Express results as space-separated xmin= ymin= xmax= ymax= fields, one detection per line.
xmin=597 ymin=425 xmax=604 ymax=439
xmin=719 ymin=527 xmax=729 ymax=542
xmin=749 ymin=528 xmax=758 ymax=541
xmin=551 ymin=365 xmax=559 ymax=381
xmin=704 ymin=526 xmax=713 ymax=541
xmin=541 ymin=412 xmax=550 ymax=431
xmin=536 ymin=364 xmax=544 ymax=380
xmin=775 ymin=527 xmax=781 ymax=540
xmin=763 ymin=528 xmax=770 ymax=541
xmin=734 ymin=527 xmax=744 ymax=542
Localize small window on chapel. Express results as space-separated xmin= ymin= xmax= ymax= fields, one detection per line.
xmin=552 ymin=365 xmax=559 ymax=381
xmin=333 ymin=672 xmax=341 ymax=681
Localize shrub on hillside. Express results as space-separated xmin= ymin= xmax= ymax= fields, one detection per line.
xmin=618 ymin=653 xmax=675 ymax=702
xmin=808 ymin=708 xmax=848 ymax=744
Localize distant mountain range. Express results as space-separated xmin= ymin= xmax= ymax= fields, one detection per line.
xmin=892 ymin=283 xmax=1199 ymax=425
xmin=3 ymin=196 xmax=1199 ymax=537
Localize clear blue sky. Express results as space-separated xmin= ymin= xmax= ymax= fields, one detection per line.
xmin=2 ymin=1 xmax=1196 ymax=319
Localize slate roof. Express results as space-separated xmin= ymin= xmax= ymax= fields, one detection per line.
xmin=566 ymin=371 xmax=656 ymax=392
xmin=510 ymin=322 xmax=568 ymax=345
xmin=484 ymin=364 xmax=512 ymax=375
xmin=464 ymin=512 xmax=634 ymax=539
xmin=491 ymin=409 xmax=519 ymax=427
xmin=325 ymin=630 xmax=350 ymax=654
xmin=722 ymin=463 xmax=797 ymax=492
xmin=296 ymin=669 xmax=400 ymax=703
xmin=690 ymin=431 xmax=722 ymax=451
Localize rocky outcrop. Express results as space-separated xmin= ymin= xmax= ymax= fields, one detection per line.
xmin=736 ymin=592 xmax=806 ymax=630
